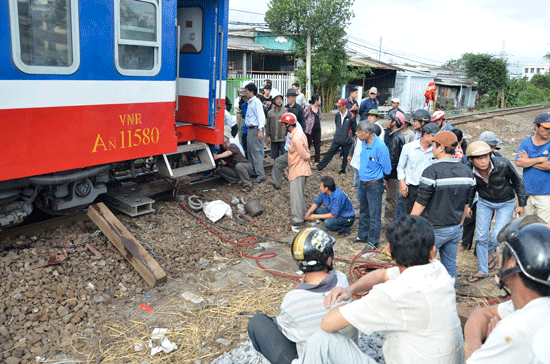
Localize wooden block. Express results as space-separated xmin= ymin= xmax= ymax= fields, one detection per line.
xmin=87 ymin=203 xmax=167 ymax=287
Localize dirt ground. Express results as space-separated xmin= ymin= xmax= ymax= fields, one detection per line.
xmin=0 ymin=107 xmax=548 ymax=364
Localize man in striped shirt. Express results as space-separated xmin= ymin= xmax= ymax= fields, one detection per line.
xmin=411 ymin=131 xmax=476 ymax=282
xmin=248 ymin=228 xmax=357 ymax=364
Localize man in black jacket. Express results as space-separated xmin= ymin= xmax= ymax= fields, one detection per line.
xmin=285 ymin=88 xmax=305 ymax=129
xmin=465 ymin=141 xmax=528 ymax=283
xmin=383 ymin=110 xmax=406 ymax=225
xmin=411 ymin=131 xmax=476 ymax=282
xmin=312 ymin=98 xmax=356 ymax=175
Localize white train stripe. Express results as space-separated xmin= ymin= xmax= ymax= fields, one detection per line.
xmin=178 ymin=78 xmax=226 ymax=99
xmin=0 ymin=80 xmax=176 ymax=110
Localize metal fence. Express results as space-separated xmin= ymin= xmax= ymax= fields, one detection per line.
xmin=227 ymin=73 xmax=296 ymax=114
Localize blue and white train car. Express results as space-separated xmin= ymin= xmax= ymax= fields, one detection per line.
xmin=0 ymin=0 xmax=228 ymax=227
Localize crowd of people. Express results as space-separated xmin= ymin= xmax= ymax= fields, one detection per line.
xmin=217 ymin=81 xmax=550 ymax=363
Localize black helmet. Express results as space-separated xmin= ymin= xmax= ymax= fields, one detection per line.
xmin=496 ymin=215 xmax=550 ymax=289
xmin=411 ymin=109 xmax=431 ymax=123
xmin=292 ymin=228 xmax=335 ymax=273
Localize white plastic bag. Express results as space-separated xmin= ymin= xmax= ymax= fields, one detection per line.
xmin=203 ymin=200 xmax=232 ymax=222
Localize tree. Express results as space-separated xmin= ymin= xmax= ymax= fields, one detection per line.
xmin=543 ymin=53 xmax=550 ymax=63
xmin=265 ymin=0 xmax=367 ymax=112
xmin=444 ymin=53 xmax=508 ymax=106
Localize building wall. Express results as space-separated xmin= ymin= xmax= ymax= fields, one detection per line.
xmin=522 ymin=64 xmax=549 ymax=81
xmin=395 ymin=73 xmax=435 ymax=113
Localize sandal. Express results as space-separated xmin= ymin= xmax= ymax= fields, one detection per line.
xmin=468 ymin=274 xmax=488 ymax=283
xmin=242 ymin=185 xmax=252 ymax=193
xmin=488 ymin=255 xmax=496 ymax=270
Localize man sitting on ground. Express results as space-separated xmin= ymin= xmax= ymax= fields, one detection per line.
xmin=464 ymin=216 xmax=550 ymax=363
xmin=294 ymin=215 xmax=465 ymax=364
xmin=305 ymin=176 xmax=355 ymax=236
xmin=248 ymin=228 xmax=357 ymax=364
xmin=213 ymin=129 xmax=255 ymax=193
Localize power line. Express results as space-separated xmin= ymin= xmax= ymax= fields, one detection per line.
xmin=229 ymin=8 xmax=265 ymax=16
xmin=348 ymin=36 xmax=441 ymax=65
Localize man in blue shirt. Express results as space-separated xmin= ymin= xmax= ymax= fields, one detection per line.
xmin=516 ymin=113 xmax=550 ymax=223
xmin=244 ymin=83 xmax=267 ymax=183
xmin=358 ymin=87 xmax=379 ymax=121
xmin=348 ymin=121 xmax=392 ymax=250
xmin=305 ymin=176 xmax=355 ymax=236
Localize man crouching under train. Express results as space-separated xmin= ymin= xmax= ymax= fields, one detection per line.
xmin=293 ymin=215 xmax=465 ymax=364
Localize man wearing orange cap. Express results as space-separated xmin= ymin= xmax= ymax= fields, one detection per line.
xmin=411 ymin=131 xmax=476 ymax=282
xmin=516 ymin=113 xmax=550 ymax=223
xmin=312 ymin=98 xmax=355 ymax=175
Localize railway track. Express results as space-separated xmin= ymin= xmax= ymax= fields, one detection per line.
xmin=2 ymin=103 xmax=549 ymax=242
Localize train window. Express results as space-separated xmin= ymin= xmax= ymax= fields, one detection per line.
xmin=8 ymin=0 xmax=80 ymax=75
xmin=115 ymin=0 xmax=161 ymax=76
xmin=178 ymin=7 xmax=203 ymax=54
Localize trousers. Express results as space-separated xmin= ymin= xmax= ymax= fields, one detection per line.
xmin=292 ymin=331 xmax=376 ymax=364
xmin=290 ymin=176 xmax=307 ymax=223
xmin=272 ymin=153 xmax=288 ymax=186
xmin=248 ymin=313 xmax=297 ymax=364
xmin=247 ymin=129 xmax=265 ymax=179
xmin=315 ymin=207 xmax=354 ymax=233
xmin=217 ymin=163 xmax=254 ymax=186
xmin=306 ymin=129 xmax=321 ymax=163
xmin=317 ymin=142 xmax=352 ymax=174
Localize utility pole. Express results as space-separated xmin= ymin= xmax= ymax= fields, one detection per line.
xmin=306 ymin=31 xmax=312 ymax=99
xmin=378 ymin=37 xmax=382 ymax=61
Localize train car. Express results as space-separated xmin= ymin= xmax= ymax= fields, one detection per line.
xmin=0 ymin=0 xmax=228 ymax=228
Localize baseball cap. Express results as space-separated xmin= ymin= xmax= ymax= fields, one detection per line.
xmin=433 ymin=130 xmax=458 ymax=148
xmin=367 ymin=109 xmax=379 ymax=116
xmin=263 ymin=84 xmax=272 ymax=90
xmin=422 ymin=123 xmax=440 ymax=136
xmin=335 ymin=98 xmax=347 ymax=107
xmin=391 ymin=98 xmax=400 ymax=104
xmin=534 ymin=113 xmax=550 ymax=128
xmin=479 ymin=131 xmax=501 ymax=146
xmin=223 ymin=125 xmax=232 ymax=140
xmin=286 ymin=88 xmax=297 ymax=97
xmin=369 ymin=87 xmax=378 ymax=94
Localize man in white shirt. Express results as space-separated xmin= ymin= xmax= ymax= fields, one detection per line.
xmin=294 ymin=215 xmax=465 ymax=364
xmin=244 ymin=83 xmax=266 ymax=183
xmin=396 ymin=123 xmax=439 ymax=214
xmin=464 ymin=215 xmax=550 ymax=363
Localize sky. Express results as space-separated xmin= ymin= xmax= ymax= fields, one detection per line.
xmin=227 ymin=0 xmax=550 ymax=75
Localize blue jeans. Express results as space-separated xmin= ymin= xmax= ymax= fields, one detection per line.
xmin=357 ymin=179 xmax=384 ymax=246
xmin=434 ymin=224 xmax=463 ymax=282
xmin=315 ymin=207 xmax=355 ymax=234
xmin=475 ymin=198 xmax=515 ymax=275
xmin=395 ymin=195 xmax=403 ymax=220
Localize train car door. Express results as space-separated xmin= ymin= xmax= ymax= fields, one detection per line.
xmin=175 ymin=0 xmax=228 ymax=145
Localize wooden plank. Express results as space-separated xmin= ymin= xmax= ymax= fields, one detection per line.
xmin=87 ymin=203 xmax=167 ymax=287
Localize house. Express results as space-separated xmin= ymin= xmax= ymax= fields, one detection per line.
xmin=344 ymin=57 xmax=403 ymax=108
xmin=522 ymin=64 xmax=549 ymax=81
xmin=395 ymin=65 xmax=477 ymax=112
xmin=226 ymin=28 xmax=297 ymax=106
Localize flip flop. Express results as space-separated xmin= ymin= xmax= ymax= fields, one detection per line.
xmin=488 ymin=255 xmax=496 ymax=270
xmin=468 ymin=274 xmax=488 ymax=283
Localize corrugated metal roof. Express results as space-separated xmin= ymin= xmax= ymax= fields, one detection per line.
xmin=227 ymin=45 xmax=292 ymax=55
xmin=348 ymin=57 xmax=402 ymax=71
